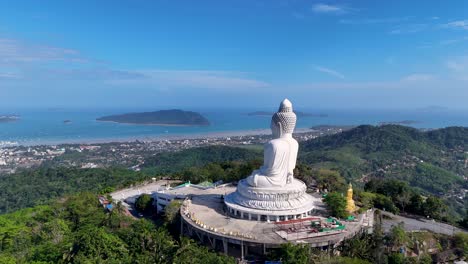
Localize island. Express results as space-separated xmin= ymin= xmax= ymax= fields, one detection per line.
xmin=96 ymin=109 xmax=210 ymax=126
xmin=0 ymin=115 xmax=19 ymax=123
xmin=247 ymin=111 xmax=327 ymax=117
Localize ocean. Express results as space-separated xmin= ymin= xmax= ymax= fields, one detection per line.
xmin=0 ymin=108 xmax=467 ymax=146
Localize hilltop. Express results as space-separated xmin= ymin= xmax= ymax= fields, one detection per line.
xmin=97 ymin=109 xmax=210 ymax=126
xmin=300 ymin=125 xmax=467 ymax=196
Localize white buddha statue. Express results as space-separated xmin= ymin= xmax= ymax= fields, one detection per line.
xmin=246 ymin=99 xmax=299 ymax=188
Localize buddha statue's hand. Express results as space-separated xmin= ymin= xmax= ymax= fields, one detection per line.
xmin=286 ymin=172 xmax=293 ymax=184
xmin=246 ymin=169 xmax=263 ymax=187
xmin=246 ymin=172 xmax=257 ymax=187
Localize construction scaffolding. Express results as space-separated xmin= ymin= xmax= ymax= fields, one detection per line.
xmin=274 ymin=217 xmax=346 ymax=241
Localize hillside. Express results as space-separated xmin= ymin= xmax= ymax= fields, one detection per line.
xmin=0 ymin=125 xmax=465 ymax=216
xmin=0 ymin=146 xmax=261 ymax=214
xmin=97 ymin=109 xmax=210 ymax=126
xmin=142 ymin=145 xmax=262 ymax=174
xmin=300 ymin=125 xmax=467 ymax=195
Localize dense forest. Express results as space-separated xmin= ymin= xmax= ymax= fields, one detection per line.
xmin=142 ymin=145 xmax=261 ymax=174
xmin=0 ymin=193 xmax=234 ymax=263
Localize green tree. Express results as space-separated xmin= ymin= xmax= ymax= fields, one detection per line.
xmin=117 ymin=220 xmax=177 ymax=263
xmin=387 ymin=253 xmax=405 ymax=264
xmin=408 ymin=193 xmax=424 ymax=215
xmin=268 ymin=243 xmax=310 ymax=264
xmin=356 ymin=191 xmax=376 ymax=210
xmin=164 ymin=200 xmax=182 ymax=226
xmin=339 ymin=234 xmax=374 ymax=262
xmin=0 ymin=254 xmax=16 ymax=264
xmin=324 ymin=192 xmax=348 ymax=219
xmin=135 ymin=194 xmax=154 ymax=215
xmin=314 ymin=169 xmax=346 ymax=192
xmin=373 ymin=194 xmax=399 ymax=214
xmin=422 ymin=196 xmax=447 ymax=220
xmin=173 ymin=237 xmax=235 ymax=264
xmin=66 ymin=225 xmax=129 ymax=263
xmin=454 ymin=233 xmax=468 ymax=257
xmin=387 ymin=223 xmax=408 ymax=249
xmin=419 ymin=254 xmax=433 ymax=264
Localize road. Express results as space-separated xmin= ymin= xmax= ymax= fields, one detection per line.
xmin=381 ymin=211 xmax=466 ymax=236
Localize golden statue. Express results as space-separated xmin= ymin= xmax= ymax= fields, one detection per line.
xmin=346 ymin=183 xmax=356 ymax=213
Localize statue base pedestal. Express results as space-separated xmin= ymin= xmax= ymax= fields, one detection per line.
xmin=224 ymin=179 xmax=317 ymax=222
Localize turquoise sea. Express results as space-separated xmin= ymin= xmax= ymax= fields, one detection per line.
xmin=0 ymin=108 xmax=467 ymax=146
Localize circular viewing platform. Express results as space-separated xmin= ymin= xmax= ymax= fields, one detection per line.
xmin=179 ymin=184 xmax=374 ymax=258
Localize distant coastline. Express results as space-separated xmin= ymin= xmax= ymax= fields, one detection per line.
xmin=0 ymin=115 xmax=20 ymax=123
xmin=246 ymin=111 xmax=327 ymax=117
xmin=4 ymin=128 xmax=316 ymax=147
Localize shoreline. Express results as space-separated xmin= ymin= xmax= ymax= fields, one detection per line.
xmin=1 ymin=128 xmax=317 ymax=147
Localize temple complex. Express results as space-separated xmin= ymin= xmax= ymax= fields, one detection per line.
xmin=175 ymin=99 xmax=374 ymax=259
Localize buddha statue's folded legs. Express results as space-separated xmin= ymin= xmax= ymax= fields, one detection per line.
xmin=246 ymin=167 xmax=289 ymax=187
xmin=246 ymin=170 xmax=275 ymax=187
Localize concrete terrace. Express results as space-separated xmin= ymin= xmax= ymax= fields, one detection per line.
xmin=181 ymin=185 xmax=373 ymax=246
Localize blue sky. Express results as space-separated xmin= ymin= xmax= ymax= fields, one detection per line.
xmin=0 ymin=0 xmax=467 ymax=109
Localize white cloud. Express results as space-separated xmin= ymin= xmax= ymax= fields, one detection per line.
xmin=389 ymin=24 xmax=427 ymax=34
xmin=402 ymin=73 xmax=435 ymax=82
xmin=446 ymin=56 xmax=468 ymax=81
xmin=0 ymin=72 xmax=20 ymax=79
xmin=106 ymin=70 xmax=270 ymax=91
xmin=440 ymin=39 xmax=459 ymax=45
xmin=312 ymin=4 xmax=350 ymax=14
xmin=314 ymin=66 xmax=345 ymax=79
xmin=446 ymin=61 xmax=464 ymax=72
xmin=339 ymin=17 xmax=410 ymax=25
xmin=444 ymin=20 xmax=468 ymax=30
xmin=0 ymin=38 xmax=87 ymax=64
xmin=0 ymin=38 xmax=269 ymax=91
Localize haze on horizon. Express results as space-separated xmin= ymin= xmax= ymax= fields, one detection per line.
xmin=0 ymin=0 xmax=467 ymax=110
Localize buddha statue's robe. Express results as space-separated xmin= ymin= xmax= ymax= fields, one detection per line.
xmin=246 ymin=136 xmax=298 ymax=187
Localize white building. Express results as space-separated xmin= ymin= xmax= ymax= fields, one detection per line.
xmin=153 ymin=181 xmax=219 ymax=212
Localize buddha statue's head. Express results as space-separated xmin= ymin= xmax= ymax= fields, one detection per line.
xmin=271 ymin=99 xmax=297 ymax=138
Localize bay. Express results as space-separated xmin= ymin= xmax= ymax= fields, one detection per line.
xmin=0 ymin=108 xmax=467 ymax=146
